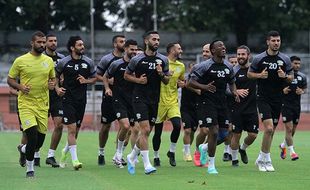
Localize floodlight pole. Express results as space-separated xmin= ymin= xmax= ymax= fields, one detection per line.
xmin=153 ymin=0 xmax=157 ymax=31
xmin=90 ymin=0 xmax=96 ymax=128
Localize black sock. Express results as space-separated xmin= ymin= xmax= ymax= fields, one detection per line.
xmin=152 ymin=123 xmax=163 ymax=151
xmin=25 ymin=127 xmax=38 ymax=161
xmin=170 ymin=117 xmax=181 ymax=143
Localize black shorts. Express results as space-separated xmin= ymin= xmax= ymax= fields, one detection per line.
xmin=49 ymin=99 xmax=63 ymax=118
xmin=62 ymin=100 xmax=86 ymax=127
xmin=101 ymin=95 xmax=116 ymax=124
xmin=132 ymin=97 xmax=158 ymax=126
xmin=232 ymin=112 xmax=259 ymax=134
xmin=113 ymin=96 xmax=135 ymax=124
xmin=197 ymin=101 xmax=229 ymax=128
xmin=282 ymin=105 xmax=301 ymax=125
xmin=181 ymin=106 xmax=198 ymax=132
xmin=257 ymin=97 xmax=281 ymax=127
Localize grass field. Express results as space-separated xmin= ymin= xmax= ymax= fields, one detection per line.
xmin=0 ymin=131 xmax=309 ymax=190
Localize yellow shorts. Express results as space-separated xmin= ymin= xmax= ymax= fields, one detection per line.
xmin=156 ymin=104 xmax=181 ymax=123
xmin=19 ymin=107 xmax=48 ymax=134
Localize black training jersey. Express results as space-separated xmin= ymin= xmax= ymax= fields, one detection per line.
xmin=44 ymin=51 xmax=65 ymax=103
xmin=181 ymin=74 xmax=198 ymax=111
xmin=249 ymin=51 xmax=292 ymax=99
xmin=282 ymin=71 xmax=307 ymax=107
xmin=126 ymin=52 xmax=169 ymax=103
xmin=106 ymin=58 xmax=134 ymax=98
xmin=232 ymin=65 xmax=257 ymax=113
xmin=56 ymin=55 xmax=96 ymax=101
xmin=97 ymin=52 xmax=122 ymax=96
xmin=190 ymin=58 xmax=235 ymax=105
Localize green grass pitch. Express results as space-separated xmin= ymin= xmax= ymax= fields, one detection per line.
xmin=0 ymin=131 xmax=309 ymax=190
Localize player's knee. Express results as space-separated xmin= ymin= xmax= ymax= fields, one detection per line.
xmin=264 ymin=126 xmax=274 ymax=135
xmin=248 ymin=132 xmax=257 ymax=140
xmin=184 ymin=128 xmax=191 ymax=136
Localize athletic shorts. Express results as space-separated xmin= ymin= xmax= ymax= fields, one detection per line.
xmin=62 ymin=100 xmax=86 ymax=128
xmin=156 ymin=103 xmax=181 ymax=124
xmin=181 ymin=106 xmax=198 ymax=131
xmin=18 ymin=107 xmax=48 ymax=134
xmin=197 ymin=101 xmax=229 ymax=128
xmin=113 ymin=96 xmax=135 ymax=124
xmin=101 ymin=95 xmax=116 ymax=124
xmin=257 ymin=97 xmax=281 ymax=127
xmin=49 ymin=98 xmax=63 ymax=118
xmin=282 ymin=105 xmax=301 ymax=125
xmin=232 ymin=112 xmax=259 ymax=134
xmin=132 ymin=97 xmax=158 ymax=126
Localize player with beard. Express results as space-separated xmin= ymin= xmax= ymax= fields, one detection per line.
xmin=8 ymin=31 xmax=55 ymax=177
xmin=96 ymin=35 xmax=126 ymax=166
xmin=124 ymin=31 xmax=170 ymax=175
xmin=188 ymin=40 xmax=239 ymax=174
xmin=279 ymin=56 xmax=307 ymax=161
xmin=230 ymin=45 xmax=258 ymax=167
xmin=56 ymin=36 xmax=96 ymax=170
xmin=248 ymin=31 xmax=293 ymax=172
xmin=43 ymin=34 xmax=66 ymax=167
xmin=103 ymin=39 xmax=138 ymax=168
xmin=152 ymin=43 xmax=185 ymax=167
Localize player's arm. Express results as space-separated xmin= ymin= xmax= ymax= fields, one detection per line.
xmin=229 ymin=82 xmax=240 ymax=102
xmin=103 ymin=72 xmax=112 ymax=96
xmin=77 ymin=74 xmax=97 ymax=84
xmin=124 ymin=71 xmax=147 ymax=84
xmin=247 ymin=68 xmax=268 ymax=79
xmin=9 ymin=87 xmax=18 ymax=96
xmin=7 ymin=77 xmax=30 ymax=94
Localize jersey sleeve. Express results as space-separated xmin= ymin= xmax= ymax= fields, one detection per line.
xmin=162 ymin=57 xmax=169 ymax=75
xmin=97 ymin=56 xmax=110 ymax=76
xmin=55 ymin=57 xmax=65 ymax=75
xmin=248 ymin=56 xmax=260 ymax=72
xmin=48 ymin=59 xmax=56 ymax=78
xmin=89 ymin=59 xmax=96 ymax=78
xmin=126 ymin=57 xmax=139 ymax=74
xmin=106 ymin=61 xmax=119 ymax=78
xmin=190 ymin=63 xmax=206 ymax=81
xmin=300 ymin=73 xmax=308 ymax=89
xmin=8 ymin=58 xmax=20 ymax=79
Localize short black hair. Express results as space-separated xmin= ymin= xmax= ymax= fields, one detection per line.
xmin=209 ymin=40 xmax=221 ymax=55
xmin=237 ymin=45 xmax=251 ymax=54
xmin=143 ymin=31 xmax=159 ymax=39
xmin=31 ymin=31 xmax=45 ymax=41
xmin=112 ymin=35 xmax=125 ymax=43
xmin=166 ymin=42 xmax=178 ymax=53
xmin=46 ymin=33 xmax=56 ymax=39
xmin=290 ymin=55 xmax=301 ymax=62
xmin=67 ymin=36 xmax=82 ymax=52
xmin=124 ymin=39 xmax=138 ymax=47
xmin=267 ymin=30 xmax=280 ymax=40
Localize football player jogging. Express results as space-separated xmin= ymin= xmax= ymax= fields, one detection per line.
xmin=230 ymin=45 xmax=259 ymax=167
xmin=248 ymin=31 xmax=293 ymax=172
xmin=8 ymin=31 xmax=55 ymax=178
xmin=44 ymin=34 xmax=66 ymax=167
xmin=152 ymin=42 xmax=185 ymax=167
xmin=96 ymin=35 xmax=125 ymax=166
xmin=124 ymin=31 xmax=170 ymax=175
xmin=189 ymin=40 xmax=239 ymax=174
xmin=56 ymin=36 xmax=96 ymax=170
xmin=279 ymin=56 xmax=307 ymax=161
xmin=103 ymin=39 xmax=138 ymax=168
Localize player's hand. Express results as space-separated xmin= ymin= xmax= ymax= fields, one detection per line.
xmin=177 ymin=80 xmax=185 ymax=88
xmin=77 ymin=74 xmax=87 ymax=84
xmin=156 ymin=63 xmax=163 ymax=74
xmin=195 ymin=89 xmax=201 ymax=95
xmin=296 ymin=87 xmax=304 ymax=95
xmin=108 ymin=78 xmax=114 ymax=85
xmin=260 ymin=68 xmax=268 ymax=79
xmin=233 ymin=91 xmax=240 ymax=103
xmin=168 ymin=71 xmax=174 ymax=76
xmin=138 ymin=74 xmax=147 ymax=84
xmin=48 ymin=79 xmax=55 ymax=90
xmin=204 ymin=81 xmax=216 ymax=93
xmin=283 ymin=86 xmax=291 ymax=94
xmin=236 ymin=89 xmax=249 ymax=98
xmin=105 ymin=88 xmax=112 ymax=96
xmin=20 ymin=84 xmax=31 ymax=94
xmin=56 ymin=87 xmax=66 ymax=97
xmin=277 ymin=67 xmax=286 ymax=78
